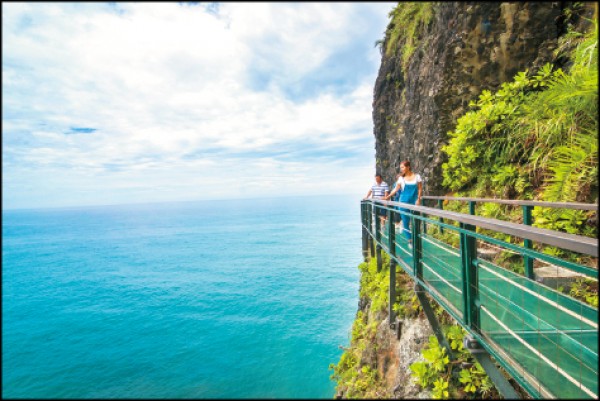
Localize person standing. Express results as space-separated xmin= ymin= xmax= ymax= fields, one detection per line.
xmin=385 ymin=161 xmax=422 ymax=246
xmin=363 ymin=173 xmax=390 ymax=226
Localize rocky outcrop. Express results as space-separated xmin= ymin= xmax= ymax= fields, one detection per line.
xmin=372 ymin=2 xmax=595 ymax=194
xmin=334 ymin=291 xmax=434 ymax=399
xmin=383 ymin=317 xmax=434 ymax=399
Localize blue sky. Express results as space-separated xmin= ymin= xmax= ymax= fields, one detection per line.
xmin=2 ymin=2 xmax=395 ymax=210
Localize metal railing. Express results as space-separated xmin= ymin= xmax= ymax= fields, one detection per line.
xmin=422 ymin=195 xmax=598 ymax=211
xmin=360 ymin=198 xmax=598 ymax=399
xmin=421 ymin=196 xmax=597 ymax=278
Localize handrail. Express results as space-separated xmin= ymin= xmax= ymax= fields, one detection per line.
xmin=360 ymin=198 xmax=598 ymax=399
xmin=366 ymin=199 xmax=598 ymax=256
xmin=422 ymin=196 xmax=598 ymax=211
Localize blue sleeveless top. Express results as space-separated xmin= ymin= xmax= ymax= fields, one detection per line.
xmin=398 ymin=174 xmax=421 ymax=205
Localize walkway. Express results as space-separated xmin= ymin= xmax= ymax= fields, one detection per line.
xmin=361 ymin=197 xmax=598 ymax=399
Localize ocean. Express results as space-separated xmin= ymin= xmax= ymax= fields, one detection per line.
xmin=2 ymin=195 xmax=362 ymax=399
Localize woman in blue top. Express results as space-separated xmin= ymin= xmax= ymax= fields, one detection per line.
xmin=385 ymin=160 xmax=423 ymax=244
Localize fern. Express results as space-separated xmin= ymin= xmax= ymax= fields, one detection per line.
xmin=441 ymin=15 xmax=597 ymax=236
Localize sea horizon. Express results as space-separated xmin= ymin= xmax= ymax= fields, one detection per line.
xmin=2 ymin=192 xmax=365 ymax=213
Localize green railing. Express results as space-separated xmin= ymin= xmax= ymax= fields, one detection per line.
xmin=421 ymin=196 xmax=598 ymax=279
xmin=360 ymin=198 xmax=598 ymax=399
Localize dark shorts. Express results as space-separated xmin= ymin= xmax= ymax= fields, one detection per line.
xmin=374 ymin=199 xmax=387 ymax=217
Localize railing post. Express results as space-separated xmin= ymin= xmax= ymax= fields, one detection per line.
xmin=362 ymin=228 xmax=369 ymax=261
xmin=389 ymin=259 xmax=397 ymax=328
xmin=368 ymin=203 xmax=375 ymax=259
xmin=522 ymin=205 xmax=534 ymax=279
xmin=388 ymin=207 xmax=396 ymax=258
xmin=463 ymin=336 xmax=521 ymax=399
xmin=438 ymin=199 xmax=444 ymax=234
xmin=412 ymin=212 xmax=422 ymax=278
xmin=422 ymin=199 xmax=427 ymax=235
xmin=465 ymin=201 xmax=478 ymax=329
xmin=459 ymin=222 xmax=479 ymax=329
xmin=375 ymin=203 xmax=381 ymax=247
xmin=388 ymin=207 xmax=397 ymax=328
xmin=361 ymin=203 xmax=369 ymax=261
xmin=415 ymin=283 xmax=454 ymax=360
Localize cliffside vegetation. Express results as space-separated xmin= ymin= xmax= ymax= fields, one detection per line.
xmin=412 ymin=18 xmax=599 ymax=396
xmin=329 ymin=255 xmax=517 ymax=399
xmin=377 ymin=3 xmax=433 ymax=70
xmin=442 ymin=17 xmax=598 ymax=222
xmin=409 ymin=329 xmax=497 ymax=399
xmin=329 ymin=256 xmax=391 ymax=398
xmin=440 ymin=16 xmax=597 ymax=273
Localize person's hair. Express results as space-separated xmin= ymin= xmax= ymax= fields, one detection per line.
xmin=375 ymin=173 xmax=382 ymax=178
xmin=400 ymin=160 xmax=411 ymax=169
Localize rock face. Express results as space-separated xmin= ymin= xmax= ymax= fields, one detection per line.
xmin=351 ymin=3 xmax=597 ymax=399
xmin=366 ymin=314 xmax=434 ymax=398
xmin=335 ymin=294 xmax=434 ymax=399
xmin=372 ymin=2 xmax=592 ymax=194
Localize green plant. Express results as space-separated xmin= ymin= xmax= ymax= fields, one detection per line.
xmin=330 ymin=256 xmax=394 ymax=398
xmin=445 ymin=325 xmax=465 ymax=353
xmin=395 ymin=269 xmax=422 ymax=318
xmin=441 ymin=17 xmax=597 ymax=243
xmin=382 ymin=3 xmax=433 ymax=69
xmin=494 ymin=250 xmax=525 ymax=275
xmin=410 ymin=325 xmax=502 ymax=399
xmin=533 ymin=207 xmax=594 ymax=235
xmin=358 ymin=256 xmax=390 ymax=313
xmin=410 ymin=335 xmax=450 ymax=390
xmin=410 ymin=360 xmax=434 ymax=388
xmin=458 ymin=363 xmax=494 ymax=395
xmin=422 ymin=335 xmax=450 ymax=372
xmin=569 ymin=277 xmax=598 ymax=307
xmin=432 ymin=378 xmax=450 ymax=399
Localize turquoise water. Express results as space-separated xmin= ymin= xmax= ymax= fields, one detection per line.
xmin=2 ymin=196 xmax=361 ymax=399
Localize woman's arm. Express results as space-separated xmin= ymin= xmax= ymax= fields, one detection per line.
xmin=384 ymin=183 xmax=399 ymax=200
xmin=416 ymin=181 xmax=423 ymax=205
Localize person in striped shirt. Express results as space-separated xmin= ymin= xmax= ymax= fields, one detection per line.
xmin=363 ymin=173 xmax=390 ymax=226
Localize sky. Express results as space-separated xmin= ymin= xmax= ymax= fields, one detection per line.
xmin=2 ymin=2 xmax=396 ymax=210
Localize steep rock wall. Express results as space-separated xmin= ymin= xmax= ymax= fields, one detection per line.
xmin=372 ymin=2 xmax=589 ymax=194
xmin=340 ymin=2 xmax=597 ymax=399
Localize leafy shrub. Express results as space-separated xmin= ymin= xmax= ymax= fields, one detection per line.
xmin=410 ymin=325 xmax=501 ymax=399
xmin=441 ymin=19 xmax=597 ymax=238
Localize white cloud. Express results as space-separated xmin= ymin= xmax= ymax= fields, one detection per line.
xmin=2 ymin=2 xmax=394 ymax=209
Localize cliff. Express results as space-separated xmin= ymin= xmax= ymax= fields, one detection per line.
xmin=372 ymin=1 xmax=595 ymax=193
xmin=332 ymin=2 xmax=596 ymax=399
xmin=330 ymin=256 xmax=435 ymax=399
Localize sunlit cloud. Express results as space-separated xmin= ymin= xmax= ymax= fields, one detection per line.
xmin=2 ymin=2 xmax=395 ymax=209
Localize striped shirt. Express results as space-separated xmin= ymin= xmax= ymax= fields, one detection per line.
xmin=371 ymin=182 xmax=389 ymax=199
